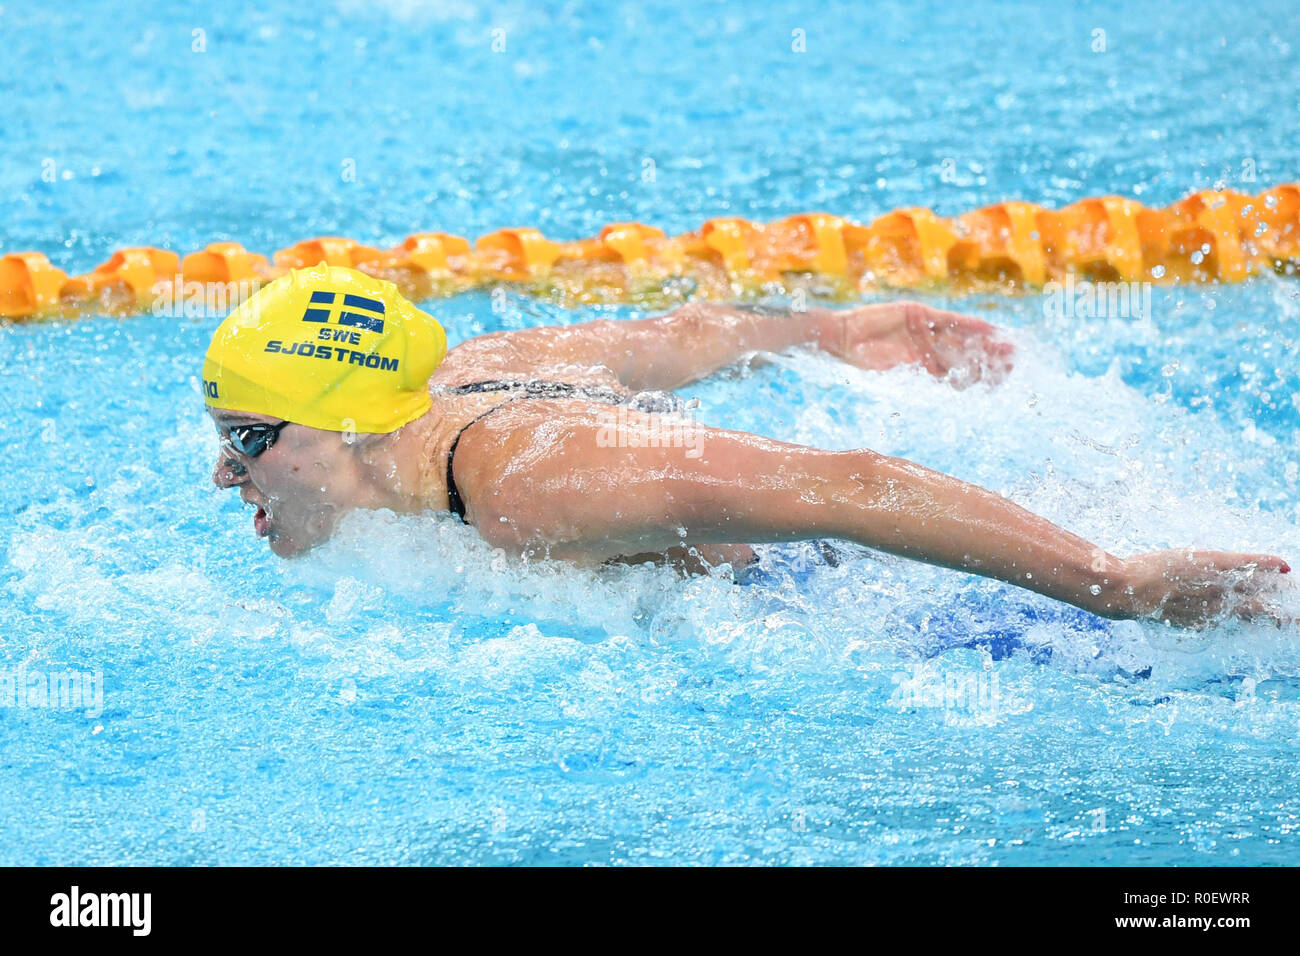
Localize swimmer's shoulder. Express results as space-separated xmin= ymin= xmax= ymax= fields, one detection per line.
xmin=433 ymin=332 xmax=628 ymax=392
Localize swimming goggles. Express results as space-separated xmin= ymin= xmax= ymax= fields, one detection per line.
xmin=221 ymin=420 xmax=293 ymax=459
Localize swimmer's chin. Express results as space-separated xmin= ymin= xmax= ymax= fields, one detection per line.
xmin=265 ymin=530 xmax=326 ymax=558
xmin=262 ymin=514 xmax=342 ymax=558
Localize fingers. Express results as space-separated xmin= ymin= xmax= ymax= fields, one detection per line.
xmin=844 ymin=302 xmax=1016 ymax=387
xmin=935 ymin=317 xmax=1013 ymax=365
xmin=911 ymin=309 xmax=998 ymax=342
xmin=1192 ymin=550 xmax=1291 ymax=576
xmin=1186 ymin=552 xmax=1294 ymax=628
xmin=1235 ymin=597 xmax=1293 ymax=629
xmin=1154 ymin=549 xmax=1289 ymax=577
xmin=936 ymin=336 xmax=1016 ymax=388
xmin=975 ymin=339 xmax=1016 ymax=382
xmin=1246 ymin=553 xmax=1290 ymax=574
xmin=904 ymin=302 xmax=1000 ymax=335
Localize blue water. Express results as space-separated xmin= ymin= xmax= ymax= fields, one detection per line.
xmin=2 ymin=0 xmax=1299 ymax=865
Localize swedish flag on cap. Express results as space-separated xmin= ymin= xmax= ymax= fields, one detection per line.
xmin=201 ymin=264 xmax=448 ymax=433
xmin=303 ymin=289 xmax=387 ymax=333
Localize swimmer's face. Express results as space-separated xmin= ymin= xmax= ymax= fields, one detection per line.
xmin=208 ymin=408 xmax=363 ymax=557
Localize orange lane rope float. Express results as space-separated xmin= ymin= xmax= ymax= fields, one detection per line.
xmin=2 ymin=185 xmax=1297 ymax=320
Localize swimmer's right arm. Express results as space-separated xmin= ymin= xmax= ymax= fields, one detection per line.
xmin=444 ymin=302 xmax=1013 ymax=390
xmin=462 ymin=411 xmax=1289 ymax=629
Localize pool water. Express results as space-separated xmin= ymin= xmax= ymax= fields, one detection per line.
xmin=2 ymin=0 xmax=1299 ymax=865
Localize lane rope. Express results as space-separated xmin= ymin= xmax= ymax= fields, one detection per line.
xmin=2 ymin=185 xmax=1297 ymax=320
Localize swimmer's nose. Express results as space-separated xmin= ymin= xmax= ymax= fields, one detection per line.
xmin=213 ymin=451 xmax=249 ymax=487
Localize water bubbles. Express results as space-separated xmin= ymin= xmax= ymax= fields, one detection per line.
xmin=3 ymin=1 xmax=1300 ymax=870
xmin=1151 ymin=265 xmax=1166 ymax=279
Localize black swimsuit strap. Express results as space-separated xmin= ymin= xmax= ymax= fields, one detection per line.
xmin=439 ymin=379 xmax=628 ymax=403
xmin=445 ymin=400 xmax=516 ymax=522
xmin=441 ymin=380 xmax=630 ymax=523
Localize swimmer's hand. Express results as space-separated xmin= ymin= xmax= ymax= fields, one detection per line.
xmin=1117 ymin=550 xmax=1293 ymax=629
xmin=830 ymin=302 xmax=1015 ymax=387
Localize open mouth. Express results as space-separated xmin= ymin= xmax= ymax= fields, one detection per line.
xmin=240 ymin=490 xmax=273 ymax=539
xmin=246 ymin=499 xmax=274 ymax=539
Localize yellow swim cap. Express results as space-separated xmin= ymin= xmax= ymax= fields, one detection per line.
xmin=201 ymin=264 xmax=447 ymax=433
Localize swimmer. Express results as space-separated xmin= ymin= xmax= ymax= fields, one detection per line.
xmin=205 ymin=265 xmax=1291 ymax=630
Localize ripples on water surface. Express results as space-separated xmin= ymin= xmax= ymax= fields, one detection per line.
xmin=1 ymin=0 xmax=1298 ymax=863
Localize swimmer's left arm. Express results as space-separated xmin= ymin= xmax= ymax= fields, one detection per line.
xmin=444 ymin=302 xmax=1012 ymax=390
xmin=482 ymin=423 xmax=1135 ymax=616
xmin=465 ymin=412 xmax=1288 ymax=629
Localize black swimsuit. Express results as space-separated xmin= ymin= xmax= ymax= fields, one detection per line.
xmin=439 ymin=379 xmax=685 ymax=522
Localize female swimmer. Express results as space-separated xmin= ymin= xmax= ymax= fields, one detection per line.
xmin=204 ymin=265 xmax=1290 ymax=629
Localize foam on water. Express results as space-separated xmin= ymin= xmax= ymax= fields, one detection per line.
xmin=4 ymin=282 xmax=1299 ymax=864
xmin=4 ymin=0 xmax=1300 ymax=864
